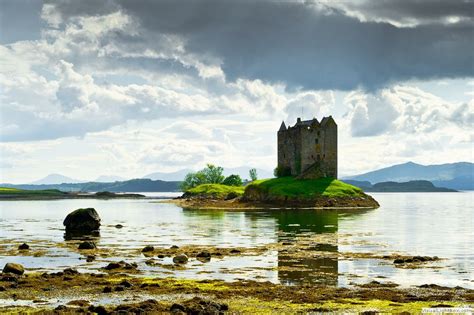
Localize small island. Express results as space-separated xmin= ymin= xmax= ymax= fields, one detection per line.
xmin=175 ymin=176 xmax=379 ymax=209
xmin=172 ymin=117 xmax=379 ymax=210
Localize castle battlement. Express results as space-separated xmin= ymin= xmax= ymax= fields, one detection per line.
xmin=277 ymin=116 xmax=337 ymax=179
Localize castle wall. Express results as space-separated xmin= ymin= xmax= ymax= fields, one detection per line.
xmin=277 ymin=117 xmax=337 ymax=179
xmin=278 ymin=127 xmax=301 ymax=175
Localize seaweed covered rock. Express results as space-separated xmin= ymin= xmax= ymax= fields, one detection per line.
xmin=2 ymin=263 xmax=24 ymax=275
xmin=63 ymin=208 xmax=101 ymax=235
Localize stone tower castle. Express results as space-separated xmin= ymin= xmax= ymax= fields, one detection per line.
xmin=277 ymin=116 xmax=337 ymax=179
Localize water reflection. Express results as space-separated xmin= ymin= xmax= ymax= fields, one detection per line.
xmin=183 ymin=208 xmax=370 ymax=286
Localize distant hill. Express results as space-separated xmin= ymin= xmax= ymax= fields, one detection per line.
xmin=143 ymin=169 xmax=193 ymax=181
xmin=344 ymin=180 xmax=456 ymax=192
xmin=94 ymin=175 xmax=127 ymax=182
xmin=3 ymin=178 xmax=180 ymax=192
xmin=344 ymin=162 xmax=473 ymax=190
xmin=144 ymin=167 xmax=274 ymax=181
xmin=30 ymin=173 xmax=86 ymax=185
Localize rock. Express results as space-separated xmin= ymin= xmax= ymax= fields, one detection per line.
xmin=115 ymin=224 xmax=124 ymax=229
xmin=230 ymin=249 xmax=241 ymax=254
xmin=86 ymin=255 xmax=96 ymax=262
xmin=114 ymin=286 xmax=125 ymax=292
xmin=393 ymin=258 xmax=404 ymax=264
xmin=170 ymin=303 xmax=186 ymax=313
xmin=196 ymin=251 xmax=211 ymax=258
xmin=173 ymin=254 xmax=188 ymax=264
xmin=78 ymin=241 xmax=96 ymax=250
xmin=119 ymin=280 xmax=133 ymax=288
xmin=103 ymin=286 xmax=112 ymax=293
xmin=171 ymin=297 xmax=228 ymax=314
xmin=113 ymin=299 xmax=160 ymax=313
xmin=225 ymin=192 xmax=239 ymax=200
xmin=88 ymin=305 xmax=108 ymax=315
xmin=67 ymin=300 xmax=90 ymax=307
xmin=63 ymin=208 xmax=101 ymax=234
xmin=63 ymin=268 xmax=79 ymax=275
xmin=2 ymin=263 xmax=24 ymax=275
xmin=104 ymin=262 xmax=122 ymax=270
xmin=196 ymin=251 xmax=211 ymax=262
xmin=170 ymin=245 xmax=179 ymax=250
xmin=0 ymin=286 xmax=5 ymax=291
xmin=142 ymin=245 xmax=154 ymax=253
xmin=103 ymin=261 xmax=137 ymax=271
xmin=157 ymin=254 xmax=165 ymax=258
xmin=18 ymin=243 xmax=29 ymax=250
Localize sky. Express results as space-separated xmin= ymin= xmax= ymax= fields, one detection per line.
xmin=0 ymin=0 xmax=473 ymax=183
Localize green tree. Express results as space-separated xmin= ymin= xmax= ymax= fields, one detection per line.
xmin=222 ymin=174 xmax=243 ymax=186
xmin=249 ymin=168 xmax=258 ymax=181
xmin=180 ymin=164 xmax=225 ymax=190
xmin=202 ymin=164 xmax=225 ymax=184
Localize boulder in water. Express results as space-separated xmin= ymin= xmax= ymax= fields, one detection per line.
xmin=2 ymin=263 xmax=25 ymax=275
xmin=18 ymin=243 xmax=29 ymax=250
xmin=63 ymin=208 xmax=101 ymax=234
xmin=173 ymin=254 xmax=188 ymax=264
xmin=78 ymin=241 xmax=96 ymax=250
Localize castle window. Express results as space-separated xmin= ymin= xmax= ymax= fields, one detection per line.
xmin=317 ymin=154 xmax=321 ymax=161
xmin=317 ymin=131 xmax=320 ymax=136
xmin=315 ymin=138 xmax=319 ymax=144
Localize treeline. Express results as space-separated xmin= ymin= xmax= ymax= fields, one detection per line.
xmin=181 ymin=164 xmax=258 ymax=190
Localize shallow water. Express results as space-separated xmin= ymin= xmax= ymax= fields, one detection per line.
xmin=0 ymin=192 xmax=472 ymax=288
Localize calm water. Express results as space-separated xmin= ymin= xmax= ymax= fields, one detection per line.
xmin=0 ymin=192 xmax=472 ymax=288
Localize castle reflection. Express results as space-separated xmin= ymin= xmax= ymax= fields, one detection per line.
xmin=268 ymin=210 xmax=339 ymax=286
xmin=182 ymin=207 xmax=369 ymax=286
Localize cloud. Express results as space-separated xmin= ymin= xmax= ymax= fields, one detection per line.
xmin=326 ymin=0 xmax=474 ymax=27
xmin=47 ymin=0 xmax=474 ymax=91
xmin=346 ymin=85 xmax=474 ymax=137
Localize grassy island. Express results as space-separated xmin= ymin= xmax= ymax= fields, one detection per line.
xmin=184 ymin=184 xmax=245 ymax=199
xmin=175 ymin=177 xmax=379 ymax=209
xmin=246 ymin=177 xmax=363 ymax=198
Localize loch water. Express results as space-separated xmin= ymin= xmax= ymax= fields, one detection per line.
xmin=0 ymin=192 xmax=472 ymax=288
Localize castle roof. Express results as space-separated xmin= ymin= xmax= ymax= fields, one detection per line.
xmin=279 ymin=121 xmax=287 ymax=131
xmin=288 ymin=116 xmax=336 ymax=129
xmin=320 ymin=116 xmax=336 ymax=127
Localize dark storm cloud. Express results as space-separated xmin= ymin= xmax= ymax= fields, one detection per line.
xmin=338 ymin=0 xmax=474 ymax=24
xmin=32 ymin=0 xmax=474 ymax=90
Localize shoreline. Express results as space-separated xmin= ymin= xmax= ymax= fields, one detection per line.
xmin=1 ymin=270 xmax=472 ymax=313
xmin=164 ymin=195 xmax=380 ymax=210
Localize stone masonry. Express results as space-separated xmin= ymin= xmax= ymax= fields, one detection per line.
xmin=277 ymin=116 xmax=337 ymax=179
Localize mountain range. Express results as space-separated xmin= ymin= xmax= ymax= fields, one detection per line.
xmin=5 ymin=161 xmax=473 ymax=191
xmin=343 ymin=162 xmax=473 ymax=190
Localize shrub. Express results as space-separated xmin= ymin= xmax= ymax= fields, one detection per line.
xmin=222 ymin=174 xmax=243 ymax=186
xmin=274 ymin=166 xmax=292 ymax=178
xmin=180 ymin=164 xmax=225 ymax=190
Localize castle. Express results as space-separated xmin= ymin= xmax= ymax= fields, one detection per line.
xmin=277 ymin=116 xmax=337 ymax=179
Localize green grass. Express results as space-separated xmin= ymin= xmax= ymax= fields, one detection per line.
xmin=185 ymin=184 xmax=245 ymax=198
xmin=245 ymin=177 xmax=363 ymax=199
xmin=0 ymin=187 xmax=67 ymax=196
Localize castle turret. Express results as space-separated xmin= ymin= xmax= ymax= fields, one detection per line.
xmin=279 ymin=121 xmax=286 ymax=131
